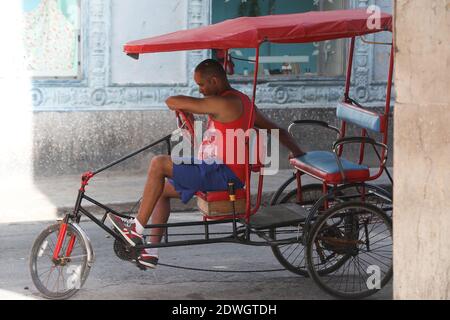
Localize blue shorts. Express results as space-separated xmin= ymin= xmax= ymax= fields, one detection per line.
xmin=168 ymin=157 xmax=245 ymax=204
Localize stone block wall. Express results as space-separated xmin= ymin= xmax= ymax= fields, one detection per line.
xmin=32 ymin=106 xmax=393 ymax=177
xmin=394 ymin=0 xmax=450 ymax=300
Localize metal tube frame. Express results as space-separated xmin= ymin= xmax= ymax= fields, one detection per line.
xmin=58 ymin=128 xmax=299 ymax=253
xmin=71 ymin=199 xmax=301 ymax=249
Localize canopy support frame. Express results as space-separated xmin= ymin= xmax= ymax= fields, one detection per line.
xmin=244 ymin=45 xmax=262 ymax=225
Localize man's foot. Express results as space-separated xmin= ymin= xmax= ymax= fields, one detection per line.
xmin=108 ymin=213 xmax=143 ymax=247
xmin=138 ymin=251 xmax=159 ymax=269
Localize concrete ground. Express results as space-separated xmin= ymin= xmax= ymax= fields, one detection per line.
xmin=0 ymin=213 xmax=393 ymax=300
xmin=0 ymin=168 xmax=393 ymax=300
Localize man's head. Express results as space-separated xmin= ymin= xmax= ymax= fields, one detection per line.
xmin=194 ymin=59 xmax=229 ymax=96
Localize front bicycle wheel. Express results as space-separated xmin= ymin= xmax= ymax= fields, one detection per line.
xmin=30 ymin=223 xmax=92 ymax=299
xmin=306 ymin=202 xmax=393 ymax=299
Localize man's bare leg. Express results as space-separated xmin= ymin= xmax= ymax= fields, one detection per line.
xmin=136 ymin=155 xmax=174 ymax=229
xmin=106 ymin=155 xmax=177 ymax=267
xmin=148 ymin=181 xmax=180 ymax=244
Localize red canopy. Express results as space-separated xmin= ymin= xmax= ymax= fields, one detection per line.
xmin=124 ymin=9 xmax=392 ymax=55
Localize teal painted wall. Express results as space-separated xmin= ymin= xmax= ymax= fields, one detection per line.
xmin=212 ymin=0 xmax=317 ymax=75
xmin=22 ymin=0 xmax=41 ymax=12
xmin=22 ymin=0 xmax=80 ymax=76
xmin=23 ymin=0 xmax=78 ymax=23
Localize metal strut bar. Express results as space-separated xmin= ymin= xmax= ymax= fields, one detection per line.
xmin=93 ymin=133 xmax=172 ymax=175
xmin=363 ymin=132 xmax=394 ymax=185
xmin=229 ymin=55 xmax=258 ymax=63
xmin=157 ymin=262 xmax=286 ymax=273
xmin=360 ymin=35 xmax=393 ymax=46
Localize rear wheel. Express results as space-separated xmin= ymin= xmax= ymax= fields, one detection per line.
xmin=306 ymin=201 xmax=393 ymax=299
xmin=269 ymin=184 xmax=323 ymax=276
xmin=30 ymin=223 xmax=91 ymax=299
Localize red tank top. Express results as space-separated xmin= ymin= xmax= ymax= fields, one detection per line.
xmin=198 ymin=89 xmax=253 ymax=182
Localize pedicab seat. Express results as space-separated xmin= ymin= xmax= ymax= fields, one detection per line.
xmin=290 ymin=151 xmax=370 ymax=184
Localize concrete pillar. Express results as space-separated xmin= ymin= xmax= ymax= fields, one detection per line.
xmin=394 ymin=0 xmax=450 ymax=299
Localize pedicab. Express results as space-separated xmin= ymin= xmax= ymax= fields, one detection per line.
xmin=30 ymin=9 xmax=394 ymax=300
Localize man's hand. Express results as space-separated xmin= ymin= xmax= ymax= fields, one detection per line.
xmin=184 ymin=111 xmax=195 ymax=124
xmin=254 ymin=107 xmax=306 ymax=159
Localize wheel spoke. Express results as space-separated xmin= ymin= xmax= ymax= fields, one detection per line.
xmin=271 ymin=185 xmax=324 ymax=277
xmin=38 ymin=268 xmax=51 ymax=279
xmin=359 ymin=251 xmax=391 ymax=269
xmin=66 ymin=254 xmax=88 ymax=260
xmin=290 ymin=245 xmax=306 ymax=267
xmin=45 ymin=265 xmax=56 ymax=288
xmin=354 ymin=256 xmax=366 ymax=292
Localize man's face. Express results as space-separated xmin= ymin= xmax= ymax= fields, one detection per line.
xmin=194 ymin=71 xmax=218 ymax=97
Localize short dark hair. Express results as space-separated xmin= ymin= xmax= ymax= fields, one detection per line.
xmin=195 ymin=59 xmax=226 ymax=79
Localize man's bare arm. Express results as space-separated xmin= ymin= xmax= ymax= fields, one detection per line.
xmin=254 ymin=107 xmax=305 ymax=157
xmin=165 ymin=95 xmax=242 ymax=123
xmin=165 ymin=95 xmax=222 ymax=116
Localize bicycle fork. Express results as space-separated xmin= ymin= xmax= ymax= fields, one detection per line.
xmin=53 ymin=172 xmax=92 ymax=262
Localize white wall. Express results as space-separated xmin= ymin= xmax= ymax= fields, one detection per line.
xmin=0 ymin=2 xmax=57 ymax=222
xmin=110 ymin=0 xmax=188 ymax=85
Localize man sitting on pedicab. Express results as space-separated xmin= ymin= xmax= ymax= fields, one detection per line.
xmin=108 ymin=59 xmax=305 ymax=269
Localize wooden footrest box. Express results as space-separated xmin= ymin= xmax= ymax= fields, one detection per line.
xmin=196 ymin=190 xmax=247 ymax=217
